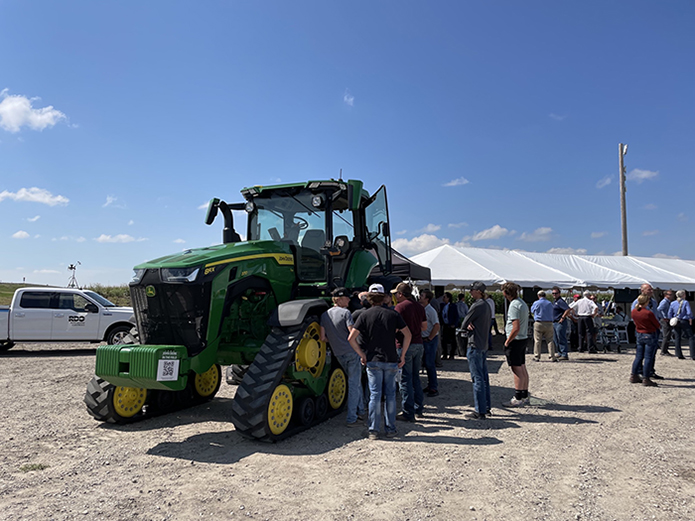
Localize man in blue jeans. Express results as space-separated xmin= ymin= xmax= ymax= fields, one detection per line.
xmin=461 ymin=281 xmax=492 ymax=420
xmin=420 ymin=289 xmax=440 ymax=397
xmin=551 ymin=287 xmax=571 ymax=360
xmin=348 ymin=283 xmax=411 ymax=439
xmin=320 ymin=287 xmax=365 ymax=427
xmin=392 ymin=282 xmax=427 ymax=422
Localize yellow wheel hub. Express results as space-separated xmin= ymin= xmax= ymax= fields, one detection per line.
xmin=267 ymin=384 xmax=293 ymax=435
xmin=112 ymin=386 xmax=147 ymax=418
xmin=327 ymin=368 xmax=346 ymax=410
xmin=295 ymin=321 xmax=326 ymax=378
xmin=194 ymin=364 xmax=220 ymax=397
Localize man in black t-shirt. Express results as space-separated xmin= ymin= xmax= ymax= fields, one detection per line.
xmin=348 ymin=283 xmax=411 ymax=440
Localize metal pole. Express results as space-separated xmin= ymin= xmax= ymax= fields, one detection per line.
xmin=619 ymin=143 xmax=628 ymax=256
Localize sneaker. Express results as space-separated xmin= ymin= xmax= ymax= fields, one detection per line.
xmin=385 ymin=431 xmax=398 ymax=438
xmin=650 ymin=373 xmax=664 ymax=380
xmin=550 ymin=357 xmax=559 ymax=362
xmin=503 ymin=396 xmax=527 ymax=407
xmin=415 ymin=410 xmax=425 ymax=418
xmin=464 ymin=411 xmax=486 ymax=420
xmin=346 ymin=421 xmax=361 ymax=428
xmin=532 ymin=356 xmax=540 ymax=361
xmin=368 ymin=431 xmax=379 ymax=440
xmin=422 ymin=387 xmax=432 ymax=394
xmin=558 ymin=355 xmax=569 ymax=361
xmin=427 ymin=389 xmax=440 ymax=397
xmin=396 ymin=412 xmax=415 ymax=422
xmin=486 ymin=409 xmax=492 ymax=416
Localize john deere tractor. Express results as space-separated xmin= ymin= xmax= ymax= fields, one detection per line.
xmin=84 ymin=179 xmax=397 ymax=441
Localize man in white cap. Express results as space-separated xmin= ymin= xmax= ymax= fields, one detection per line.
xmin=348 ymin=283 xmax=411 ymax=439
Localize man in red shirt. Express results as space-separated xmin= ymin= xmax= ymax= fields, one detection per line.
xmin=392 ymin=282 xmax=427 ymax=422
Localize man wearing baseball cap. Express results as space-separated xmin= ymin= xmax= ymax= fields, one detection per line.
xmin=461 ymin=281 xmax=492 ymax=420
xmin=348 ymin=283 xmax=411 ymax=439
xmin=320 ymin=287 xmax=365 ymax=427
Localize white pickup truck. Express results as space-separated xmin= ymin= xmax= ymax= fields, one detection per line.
xmin=0 ymin=287 xmax=136 ymax=351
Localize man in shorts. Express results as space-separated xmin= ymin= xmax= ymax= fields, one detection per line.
xmin=501 ymin=282 xmax=530 ymax=407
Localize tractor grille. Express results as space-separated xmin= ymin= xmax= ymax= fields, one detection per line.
xmin=130 ymin=273 xmax=211 ymax=356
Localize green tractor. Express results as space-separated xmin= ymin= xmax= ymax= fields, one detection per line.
xmin=84 ymin=179 xmax=399 ymax=441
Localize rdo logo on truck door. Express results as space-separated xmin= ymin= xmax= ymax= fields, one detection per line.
xmin=69 ymin=315 xmax=86 ymax=326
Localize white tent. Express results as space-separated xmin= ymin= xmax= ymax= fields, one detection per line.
xmin=411 ymin=245 xmax=695 ymax=291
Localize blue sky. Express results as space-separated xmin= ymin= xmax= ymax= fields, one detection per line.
xmin=1 ymin=1 xmax=693 ymax=286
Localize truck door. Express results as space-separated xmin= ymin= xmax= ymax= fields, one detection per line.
xmin=51 ymin=292 xmax=101 ymax=341
xmin=364 ymin=185 xmax=392 ymax=274
xmin=11 ymin=291 xmax=55 ymax=340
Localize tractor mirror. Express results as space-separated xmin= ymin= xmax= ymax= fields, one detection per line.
xmin=205 ymin=198 xmax=220 ymax=225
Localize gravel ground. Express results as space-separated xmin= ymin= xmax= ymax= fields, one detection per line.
xmin=1 ymin=338 xmax=694 ymax=521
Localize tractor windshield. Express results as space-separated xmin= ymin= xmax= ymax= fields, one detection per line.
xmin=248 ymin=191 xmax=327 ymax=248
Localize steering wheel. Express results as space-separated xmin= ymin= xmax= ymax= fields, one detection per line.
xmin=293 ymin=216 xmax=309 ymax=230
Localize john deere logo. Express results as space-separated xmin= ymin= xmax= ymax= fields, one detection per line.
xmin=146 ymin=286 xmax=156 ymax=297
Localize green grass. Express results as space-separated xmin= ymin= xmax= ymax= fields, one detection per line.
xmin=0 ymin=282 xmax=132 ymax=307
xmin=19 ymin=463 xmax=49 ymax=472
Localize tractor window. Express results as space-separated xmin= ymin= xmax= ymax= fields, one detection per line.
xmin=333 ymin=209 xmax=354 ymax=243
xmin=365 ymin=185 xmax=392 ymax=273
xmin=249 ymin=191 xmax=326 ymax=247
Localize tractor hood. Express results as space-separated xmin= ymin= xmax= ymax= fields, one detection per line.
xmin=133 ymin=240 xmax=294 ymax=271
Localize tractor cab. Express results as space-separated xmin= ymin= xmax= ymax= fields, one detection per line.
xmin=237 ymin=179 xmax=392 ymax=293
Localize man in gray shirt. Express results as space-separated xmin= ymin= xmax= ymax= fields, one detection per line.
xmin=461 ymin=281 xmax=492 ymax=420
xmin=321 ymin=287 xmax=365 ymax=427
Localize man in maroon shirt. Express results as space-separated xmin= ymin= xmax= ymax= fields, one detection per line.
xmin=631 ymin=294 xmax=661 ymax=387
xmin=392 ymin=282 xmax=427 ymax=421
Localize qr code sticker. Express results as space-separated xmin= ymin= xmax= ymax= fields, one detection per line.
xmin=157 ymin=359 xmax=180 ymax=381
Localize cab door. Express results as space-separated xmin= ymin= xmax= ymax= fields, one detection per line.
xmin=11 ymin=291 xmax=55 ymax=340
xmin=364 ymin=185 xmax=392 ymax=274
xmin=51 ymin=292 xmax=101 ymax=340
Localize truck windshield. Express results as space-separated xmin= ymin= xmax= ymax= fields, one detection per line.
xmin=248 ymin=191 xmax=326 ymax=247
xmin=84 ymin=291 xmax=117 ymax=308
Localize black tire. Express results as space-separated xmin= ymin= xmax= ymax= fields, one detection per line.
xmin=106 ymin=325 xmax=134 ymax=345
xmin=226 ymin=364 xmax=248 ymax=385
xmin=0 ymin=340 xmax=14 ymax=352
xmin=296 ymin=397 xmax=316 ymax=426
xmin=83 ymin=375 xmax=147 ymax=424
xmin=315 ymin=393 xmax=328 ymax=420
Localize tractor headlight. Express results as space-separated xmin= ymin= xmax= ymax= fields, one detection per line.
xmin=245 ymin=201 xmax=255 ymax=213
xmin=131 ymin=269 xmax=146 ymax=284
xmin=311 ymin=195 xmax=324 ymax=208
xmin=161 ymin=267 xmax=200 ymax=283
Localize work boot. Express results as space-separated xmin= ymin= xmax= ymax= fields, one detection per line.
xmin=642 ymin=378 xmax=658 ymax=387
xmin=629 ymin=374 xmax=642 ymax=384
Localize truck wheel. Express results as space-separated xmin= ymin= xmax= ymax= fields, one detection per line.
xmin=84 ymin=376 xmax=147 ymax=424
xmin=0 ymin=341 xmax=14 ymax=352
xmin=226 ymin=364 xmax=248 ymax=385
xmin=106 ymin=325 xmax=133 ymax=345
xmin=193 ymin=364 xmax=222 ymax=400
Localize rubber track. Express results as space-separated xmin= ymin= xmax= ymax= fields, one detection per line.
xmin=230 ymin=326 xmax=301 ymax=441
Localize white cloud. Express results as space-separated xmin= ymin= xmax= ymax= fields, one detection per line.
xmin=448 ymin=222 xmax=468 ymax=228
xmin=421 ymin=224 xmax=441 ymax=233
xmin=443 ymin=177 xmax=470 ymax=187
xmin=396 ymin=230 xmax=407 ymax=236
xmin=128 ymin=220 xmax=134 ymax=226
xmin=0 ymin=187 xmax=69 ymax=206
xmin=76 ymin=236 xmax=86 ymax=242
xmin=519 ymin=227 xmax=552 ymax=242
xmin=94 ymin=234 xmax=136 ymax=243
xmin=0 ymin=89 xmax=67 ymax=132
xmin=626 ymin=169 xmax=659 ymax=183
xmin=596 ymin=176 xmax=612 ymax=189
xmin=549 ymin=113 xmax=566 ymax=121
xmin=643 ymin=204 xmax=657 ymax=210
xmin=12 ymin=230 xmax=29 ymax=239
xmin=653 ymin=253 xmax=680 ymax=259
xmin=546 ymin=247 xmax=587 ymax=255
xmin=33 ymin=269 xmax=60 ymax=274
xmin=343 ymin=89 xmax=354 ymax=107
xmin=173 ymin=238 xmax=186 ymax=244
xmin=198 ymin=202 xmax=209 ymax=210
xmin=590 ymin=231 xmax=607 ymax=239
xmin=677 ymin=212 xmax=688 ymax=222
xmin=642 ymin=230 xmax=659 ymax=236
xmin=468 ymin=224 xmax=509 ymax=241
xmin=453 ymin=240 xmax=471 ymax=248
xmin=103 ymin=195 xmax=117 ymax=208
xmin=27 ymin=215 xmax=40 ymax=222
xmin=392 ymin=234 xmax=450 ymax=255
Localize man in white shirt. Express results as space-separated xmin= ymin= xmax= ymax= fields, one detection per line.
xmin=570 ymin=291 xmax=599 ymax=353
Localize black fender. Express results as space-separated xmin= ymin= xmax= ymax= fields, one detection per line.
xmin=268 ymin=299 xmax=329 ymax=328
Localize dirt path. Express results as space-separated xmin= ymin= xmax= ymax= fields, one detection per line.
xmin=1 ymin=340 xmax=694 ymax=521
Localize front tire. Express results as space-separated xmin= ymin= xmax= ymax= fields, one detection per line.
xmin=0 ymin=340 xmax=14 ymax=352
xmin=106 ymin=325 xmax=133 ymax=345
xmin=84 ymin=376 xmax=147 ymax=424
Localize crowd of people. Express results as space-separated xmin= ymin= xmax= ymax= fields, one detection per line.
xmin=321 ymin=279 xmax=694 ymax=439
